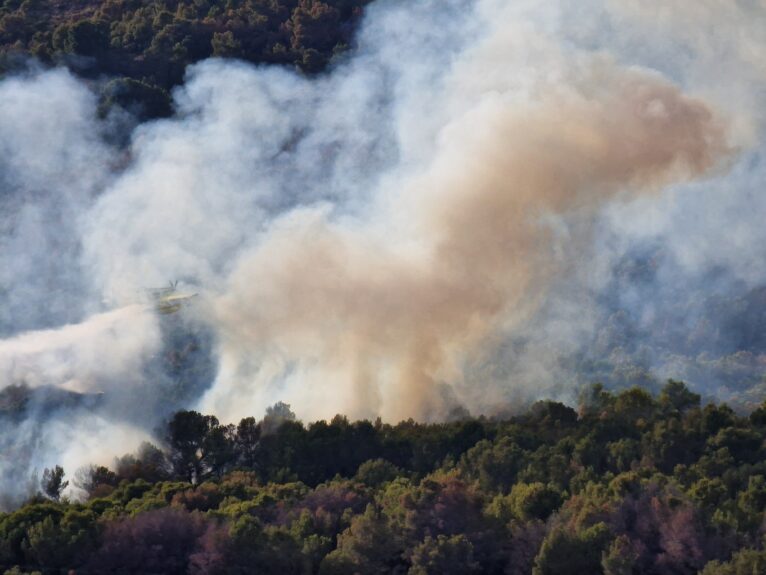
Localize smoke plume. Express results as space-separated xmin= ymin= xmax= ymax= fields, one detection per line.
xmin=208 ymin=64 xmax=728 ymax=421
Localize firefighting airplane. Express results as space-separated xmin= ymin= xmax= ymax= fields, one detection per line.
xmin=146 ymin=281 xmax=198 ymax=314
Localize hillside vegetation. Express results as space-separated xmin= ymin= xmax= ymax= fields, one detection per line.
xmin=0 ymin=0 xmax=370 ymax=118
xmin=3 ymin=382 xmax=766 ymax=574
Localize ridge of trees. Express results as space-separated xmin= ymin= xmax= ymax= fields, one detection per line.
xmin=4 ymin=381 xmax=766 ymax=573
xmin=0 ymin=0 xmax=371 ymax=119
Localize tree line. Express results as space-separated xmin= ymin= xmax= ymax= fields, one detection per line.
xmin=0 ymin=0 xmax=371 ymax=119
xmin=3 ymin=381 xmax=766 ymax=573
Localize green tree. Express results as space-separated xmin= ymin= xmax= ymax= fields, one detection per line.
xmin=166 ymin=410 xmax=234 ymax=482
xmin=100 ymin=78 xmax=172 ymax=119
xmin=700 ymin=547 xmax=766 ymax=574
xmin=211 ymin=30 xmax=241 ymax=57
xmin=263 ymin=401 xmax=297 ymax=434
xmin=73 ymin=465 xmax=118 ymax=498
xmin=659 ymin=379 xmax=701 ymax=413
xmin=22 ymin=508 xmax=98 ymax=571
xmin=488 ymin=482 xmax=563 ymax=523
xmin=235 ymin=416 xmax=262 ymax=469
xmin=533 ymin=523 xmax=611 ymax=575
xmin=409 ymin=534 xmax=480 ymax=575
xmin=355 ymin=459 xmax=401 ymax=488
xmin=40 ymin=466 xmax=67 ymax=502
xmin=601 ymin=535 xmax=638 ymax=575
xmin=64 ymin=20 xmax=109 ymax=56
xmin=320 ymin=504 xmax=404 ymax=575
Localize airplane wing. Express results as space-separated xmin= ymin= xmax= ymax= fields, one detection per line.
xmin=143 ymin=282 xmax=198 ymax=314
xmin=161 ymin=293 xmax=198 ymax=302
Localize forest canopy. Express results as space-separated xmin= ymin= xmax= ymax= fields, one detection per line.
xmin=0 ymin=0 xmax=371 ymax=118
xmin=3 ymin=382 xmax=766 ymax=574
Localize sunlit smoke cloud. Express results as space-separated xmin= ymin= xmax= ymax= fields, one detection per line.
xmin=206 ymin=61 xmax=729 ymax=421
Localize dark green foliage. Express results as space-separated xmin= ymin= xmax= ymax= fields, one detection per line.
xmin=354 ymin=458 xmax=401 ymax=487
xmin=409 ymin=534 xmax=480 ymax=575
xmin=533 ymin=523 xmax=611 ymax=575
xmin=0 ymin=0 xmax=372 ymax=119
xmin=166 ymin=410 xmax=236 ymax=482
xmin=488 ymin=482 xmax=563 ymax=523
xmin=320 ymin=504 xmax=404 ymax=575
xmin=58 ymin=19 xmax=110 ymax=56
xmin=5 ymin=381 xmax=766 ymax=573
xmin=660 ymin=378 xmax=701 ymax=413
xmin=100 ymin=77 xmax=172 ymax=119
xmin=700 ymin=546 xmax=766 ymax=575
xmin=39 ymin=467 xmax=67 ymax=502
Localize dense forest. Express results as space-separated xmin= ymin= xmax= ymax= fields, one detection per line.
xmin=2 ymin=382 xmax=766 ymax=574
xmin=0 ymin=0 xmax=370 ymax=118
xmin=2 ymin=2 xmax=765 ymax=574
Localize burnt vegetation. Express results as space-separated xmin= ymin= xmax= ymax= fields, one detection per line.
xmin=3 ymin=382 xmax=766 ymax=574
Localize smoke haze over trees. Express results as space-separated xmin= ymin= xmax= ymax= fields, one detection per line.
xmin=0 ymin=0 xmax=371 ymax=119
xmin=0 ymin=0 xmax=765 ymax=525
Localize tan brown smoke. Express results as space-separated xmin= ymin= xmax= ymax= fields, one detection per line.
xmin=210 ymin=64 xmax=729 ymax=422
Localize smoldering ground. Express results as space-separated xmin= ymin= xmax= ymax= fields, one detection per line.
xmin=0 ymin=0 xmax=765 ymax=505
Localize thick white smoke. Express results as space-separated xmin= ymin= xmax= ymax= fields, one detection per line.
xmin=0 ymin=305 xmax=159 ymax=393
xmin=0 ymin=0 xmax=764 ymax=504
